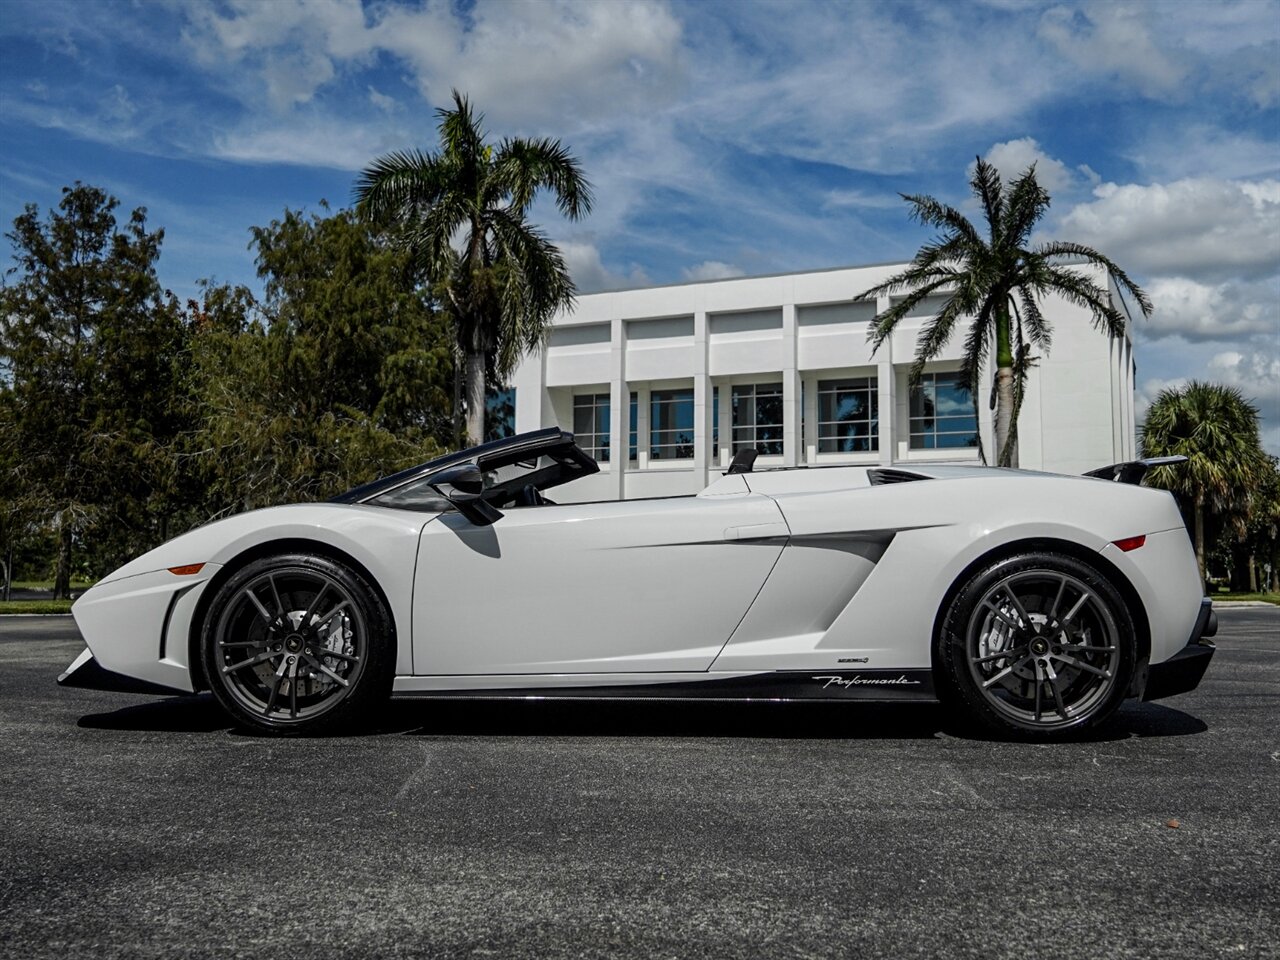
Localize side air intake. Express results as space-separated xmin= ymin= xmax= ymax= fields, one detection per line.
xmin=868 ymin=468 xmax=930 ymax=486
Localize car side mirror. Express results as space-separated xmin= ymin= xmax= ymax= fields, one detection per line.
xmin=429 ymin=464 xmax=503 ymax=526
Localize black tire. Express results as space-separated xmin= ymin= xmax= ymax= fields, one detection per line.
xmin=200 ymin=553 xmax=394 ymax=735
xmin=937 ymin=552 xmax=1135 ymax=740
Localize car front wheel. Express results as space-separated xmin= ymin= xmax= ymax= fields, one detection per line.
xmin=200 ymin=553 xmax=394 ymax=735
xmin=938 ymin=552 xmax=1135 ymax=739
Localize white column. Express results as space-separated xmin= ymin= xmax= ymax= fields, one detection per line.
xmin=511 ymin=349 xmax=545 ymax=433
xmin=693 ymin=309 xmax=711 ymax=488
xmin=875 ymin=292 xmax=894 ymax=463
xmin=877 ymin=361 xmax=895 ymax=464
xmin=803 ymin=374 xmax=818 ymax=464
xmin=782 ymin=302 xmax=800 ymax=467
xmin=718 ymin=382 xmax=733 ymax=468
xmin=1127 ymin=341 xmax=1137 ymax=459
xmin=637 ymin=385 xmax=651 ymax=471
xmin=609 ymin=317 xmax=626 ymax=500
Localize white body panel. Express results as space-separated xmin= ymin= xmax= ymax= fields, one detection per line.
xmin=69 ymin=457 xmax=1205 ymax=700
xmin=413 ymin=494 xmax=786 ymax=673
xmin=710 ymin=467 xmax=1197 ymax=673
xmin=73 ymin=504 xmax=427 ymax=685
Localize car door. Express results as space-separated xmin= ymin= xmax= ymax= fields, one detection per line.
xmin=412 ymin=493 xmax=788 ymax=674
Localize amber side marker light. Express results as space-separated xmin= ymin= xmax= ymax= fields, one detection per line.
xmin=1112 ymin=536 xmax=1146 ymax=553
xmin=167 ymin=563 xmax=206 ymax=576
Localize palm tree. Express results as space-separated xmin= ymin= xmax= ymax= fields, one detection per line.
xmin=855 ymin=158 xmax=1152 ymax=466
xmin=355 ymin=91 xmax=593 ymax=446
xmin=1141 ymin=381 xmax=1269 ymax=585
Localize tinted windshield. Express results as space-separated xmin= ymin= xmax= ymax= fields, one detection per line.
xmin=339 ymin=427 xmax=600 ymax=512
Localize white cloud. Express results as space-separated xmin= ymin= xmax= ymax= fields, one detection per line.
xmin=1060 ymin=178 xmax=1280 ymax=283
xmin=681 ymin=261 xmax=744 ymax=282
xmin=181 ymin=0 xmax=370 ymax=109
xmin=1141 ymin=277 xmax=1279 ymax=341
xmin=1207 ymin=346 xmax=1280 ymax=455
xmin=561 ymin=241 xmax=650 ymax=294
xmin=1125 ymin=126 xmax=1280 ymax=183
xmin=983 ymin=138 xmax=1074 ymax=193
xmin=99 ymin=84 xmax=135 ymax=123
xmin=180 ymin=0 xmax=685 ymax=125
xmin=210 ymin=115 xmax=412 ymax=170
xmin=1038 ymin=2 xmax=1186 ymax=97
xmin=369 ymin=1 xmax=687 ymax=128
xmin=822 ymin=189 xmax=902 ymax=211
xmin=367 ymin=86 xmax=398 ymax=113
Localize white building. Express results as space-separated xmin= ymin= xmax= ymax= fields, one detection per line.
xmin=510 ymin=260 xmax=1139 ymax=502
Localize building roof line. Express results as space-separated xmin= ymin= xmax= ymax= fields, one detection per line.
xmin=573 ymin=258 xmax=916 ymax=298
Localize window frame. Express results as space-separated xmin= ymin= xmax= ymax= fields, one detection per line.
xmin=908 ymin=371 xmax=979 ymax=450
xmin=816 ymin=376 xmax=879 ymax=454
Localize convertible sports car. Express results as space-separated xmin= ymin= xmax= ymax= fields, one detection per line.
xmin=59 ymin=427 xmax=1216 ymax=739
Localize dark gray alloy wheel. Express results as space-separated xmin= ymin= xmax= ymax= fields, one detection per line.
xmin=201 ymin=553 xmax=394 ymax=735
xmin=938 ymin=552 xmax=1135 ymax=739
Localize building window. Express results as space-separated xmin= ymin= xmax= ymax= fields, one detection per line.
xmin=573 ymin=393 xmax=612 ymax=462
xmin=817 ymin=378 xmax=878 ymax=452
xmin=650 ymin=388 xmax=694 ymax=460
xmin=485 ymin=387 xmax=516 ymax=442
xmin=909 ymin=372 xmax=978 ymax=449
xmin=731 ymin=382 xmax=784 ymax=455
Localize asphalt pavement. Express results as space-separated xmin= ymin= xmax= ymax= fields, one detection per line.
xmin=0 ymin=609 xmax=1277 ymax=960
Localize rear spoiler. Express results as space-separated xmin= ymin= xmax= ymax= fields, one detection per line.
xmin=1084 ymin=455 xmax=1188 ymax=485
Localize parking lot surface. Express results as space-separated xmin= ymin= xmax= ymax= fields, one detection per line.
xmin=0 ymin=608 xmax=1277 ymax=960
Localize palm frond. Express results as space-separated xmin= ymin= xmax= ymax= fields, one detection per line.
xmin=1014 ymin=285 xmax=1051 ymax=351
xmin=969 ymin=158 xmax=1004 ymax=245
xmin=494 ymin=137 xmax=594 ymax=219
xmin=352 ymin=149 xmax=445 ymax=222
xmin=1040 ymin=265 xmax=1127 ymax=339
xmin=1001 ymin=165 xmax=1051 ymax=247
xmin=1035 ymin=240 xmax=1154 ymax=316
xmin=438 ymin=89 xmax=485 ymax=168
xmin=901 ymin=193 xmax=982 ymax=247
xmin=864 ymin=273 xmax=961 ymax=352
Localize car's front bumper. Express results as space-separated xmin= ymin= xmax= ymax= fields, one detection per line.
xmin=58 ymin=647 xmax=187 ymax=696
xmin=1140 ymin=598 xmax=1217 ymax=702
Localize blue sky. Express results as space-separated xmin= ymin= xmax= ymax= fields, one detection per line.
xmin=1 ymin=0 xmax=1278 ymax=449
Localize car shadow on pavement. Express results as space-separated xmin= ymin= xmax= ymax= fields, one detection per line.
xmin=77 ymin=694 xmax=231 ymax=733
xmin=76 ymin=694 xmax=1208 ymax=741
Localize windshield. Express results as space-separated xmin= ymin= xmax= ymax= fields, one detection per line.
xmin=335 ymin=427 xmax=600 ymax=513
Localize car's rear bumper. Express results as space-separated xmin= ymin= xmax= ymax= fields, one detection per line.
xmin=1140 ymin=598 xmax=1217 ymax=702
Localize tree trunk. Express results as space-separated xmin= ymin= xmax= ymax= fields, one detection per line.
xmin=994 ymin=365 xmax=1016 ymax=467
xmin=452 ymin=348 xmax=464 ymax=448
xmin=54 ymin=519 xmax=72 ymax=601
xmin=464 ymin=348 xmax=487 ymax=448
xmin=1 ymin=548 xmax=10 ymax=602
xmin=1248 ymin=553 xmax=1257 ymax=593
xmin=993 ymin=303 xmax=1017 ymax=468
xmin=1194 ymin=498 xmax=1206 ymax=590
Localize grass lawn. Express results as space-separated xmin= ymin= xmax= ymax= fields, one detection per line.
xmin=0 ymin=600 xmax=74 ymax=614
xmin=1213 ymin=592 xmax=1280 ymax=605
xmin=7 ymin=580 xmax=95 ymax=591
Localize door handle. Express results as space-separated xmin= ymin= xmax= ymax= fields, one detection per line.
xmin=723 ymin=522 xmax=790 ymax=541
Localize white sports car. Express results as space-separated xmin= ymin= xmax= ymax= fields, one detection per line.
xmin=60 ymin=428 xmax=1216 ymax=739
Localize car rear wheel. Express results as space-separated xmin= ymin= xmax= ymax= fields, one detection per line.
xmin=200 ymin=553 xmax=394 ymax=735
xmin=938 ymin=552 xmax=1135 ymax=739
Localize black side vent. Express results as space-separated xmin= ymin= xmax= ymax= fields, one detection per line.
xmin=868 ymin=468 xmax=931 ymax=486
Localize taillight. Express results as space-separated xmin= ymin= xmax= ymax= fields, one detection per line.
xmin=1112 ymin=536 xmax=1146 ymax=552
